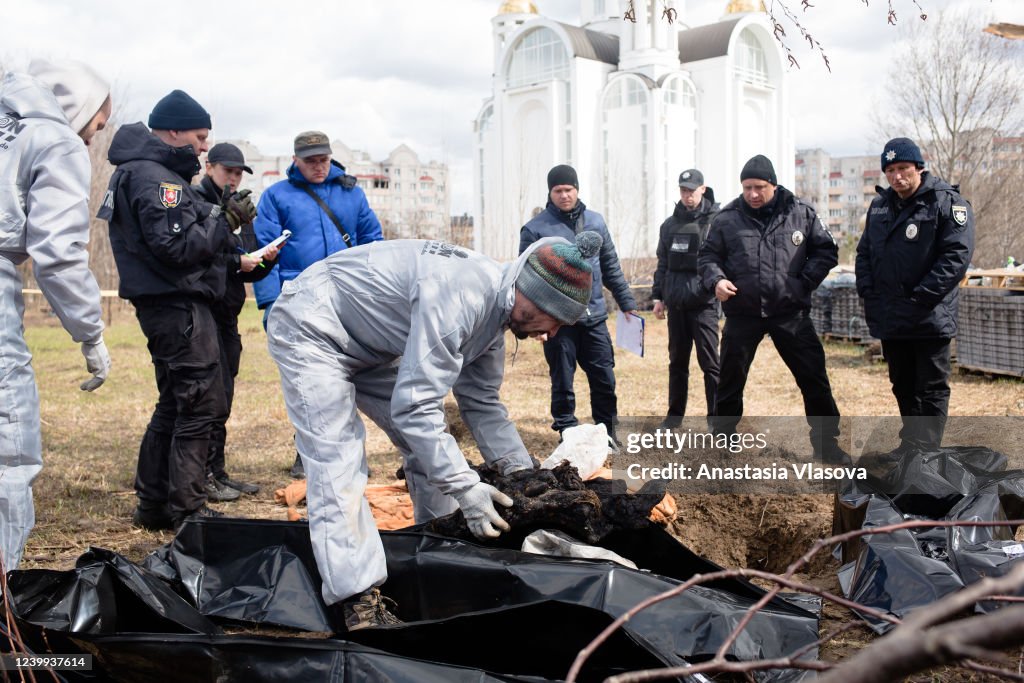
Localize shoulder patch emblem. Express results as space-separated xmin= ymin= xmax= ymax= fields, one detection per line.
xmin=159 ymin=182 xmax=182 ymax=209
xmin=791 ymin=230 xmax=804 ymax=246
xmin=952 ymin=205 xmax=968 ymax=226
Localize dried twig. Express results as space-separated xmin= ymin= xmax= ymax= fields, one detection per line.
xmin=566 ymin=518 xmax=1024 ymax=683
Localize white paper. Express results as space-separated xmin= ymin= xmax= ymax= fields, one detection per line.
xmin=614 ymin=310 xmax=645 ymax=357
xmin=249 ymin=229 xmax=291 ymax=259
xmin=1002 ymin=543 xmax=1024 ymax=557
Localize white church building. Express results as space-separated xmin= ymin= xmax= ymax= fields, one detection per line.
xmin=472 ymin=0 xmax=792 ymax=260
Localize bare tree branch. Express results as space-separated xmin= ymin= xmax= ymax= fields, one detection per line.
xmin=567 ymin=518 xmax=1024 ymax=683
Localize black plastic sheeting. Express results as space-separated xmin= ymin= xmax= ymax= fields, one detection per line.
xmin=7 ymin=519 xmax=820 ymax=682
xmin=834 ymin=446 xmax=1024 ymax=633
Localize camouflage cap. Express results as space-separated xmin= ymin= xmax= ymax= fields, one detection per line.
xmin=294 ymin=130 xmax=332 ymax=159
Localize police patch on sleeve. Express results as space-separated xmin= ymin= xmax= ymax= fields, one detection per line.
xmin=952 ymin=205 xmax=968 ymax=226
xmin=791 ymin=231 xmax=804 ymax=246
xmin=159 ymin=182 xmax=182 ymax=209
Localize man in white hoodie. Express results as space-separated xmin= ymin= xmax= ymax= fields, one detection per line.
xmin=0 ymin=59 xmax=112 ymax=570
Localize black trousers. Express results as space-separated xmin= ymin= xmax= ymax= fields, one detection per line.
xmin=881 ymin=338 xmax=951 ymax=450
xmin=207 ymin=311 xmax=242 ymax=479
xmin=134 ymin=298 xmax=227 ymax=516
xmin=543 ymin=321 xmax=617 ymax=436
xmin=713 ymin=311 xmax=840 ymax=442
xmin=666 ymin=304 xmax=720 ymax=418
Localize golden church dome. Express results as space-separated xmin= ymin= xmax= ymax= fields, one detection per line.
xmin=725 ymin=0 xmax=766 ymax=13
xmin=498 ymin=0 xmax=538 ymax=14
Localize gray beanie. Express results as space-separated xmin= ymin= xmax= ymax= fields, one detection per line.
xmin=516 ymin=231 xmax=603 ymax=324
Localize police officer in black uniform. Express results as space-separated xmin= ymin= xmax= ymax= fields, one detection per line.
xmin=856 ymin=137 xmax=974 ymax=453
xmin=651 ymin=168 xmax=720 ymax=426
xmin=100 ymin=90 xmax=256 ymax=530
xmin=699 ymin=155 xmax=846 ymax=461
xmin=195 ymin=143 xmax=279 ymax=501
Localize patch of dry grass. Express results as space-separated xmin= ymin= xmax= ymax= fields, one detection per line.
xmin=19 ymin=303 xmax=1024 ymax=572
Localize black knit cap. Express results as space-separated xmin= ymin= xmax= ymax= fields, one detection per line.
xmin=740 ymin=154 xmax=777 ymax=185
xmin=881 ymin=137 xmax=925 ymax=171
xmin=148 ymin=89 xmax=212 ymax=131
xmin=547 ymin=164 xmax=579 ymax=190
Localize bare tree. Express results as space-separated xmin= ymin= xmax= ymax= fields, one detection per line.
xmin=86 ymin=123 xmax=118 ymax=292
xmin=624 ymin=0 xmax=930 ymax=70
xmin=874 ymin=9 xmax=1024 ymax=267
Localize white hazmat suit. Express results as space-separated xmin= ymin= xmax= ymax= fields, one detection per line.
xmin=0 ymin=65 xmax=109 ymax=570
xmin=267 ymin=238 xmax=557 ymax=605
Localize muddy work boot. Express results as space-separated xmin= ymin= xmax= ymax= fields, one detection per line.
xmin=341 ymin=588 xmax=403 ymax=631
xmin=205 ymin=474 xmax=241 ymax=502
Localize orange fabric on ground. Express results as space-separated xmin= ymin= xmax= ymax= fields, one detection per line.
xmin=274 ymin=479 xmax=415 ymax=529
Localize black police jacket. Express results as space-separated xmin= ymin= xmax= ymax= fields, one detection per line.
xmin=698 ymin=186 xmax=837 ymax=318
xmin=98 ymin=122 xmax=228 ymax=302
xmin=652 ymin=190 xmax=718 ymax=310
xmin=195 ymin=175 xmax=275 ymax=317
xmin=855 ymin=171 xmax=974 ymax=339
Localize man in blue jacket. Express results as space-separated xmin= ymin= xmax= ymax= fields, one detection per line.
xmin=254 ymin=131 xmax=382 ymax=477
xmin=856 ymin=138 xmax=974 ymax=453
xmin=519 ymin=164 xmax=636 ymax=445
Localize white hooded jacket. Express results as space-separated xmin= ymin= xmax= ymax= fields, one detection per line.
xmin=0 ymin=71 xmax=104 ymax=343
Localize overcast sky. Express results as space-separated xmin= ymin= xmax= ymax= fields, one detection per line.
xmin=4 ymin=0 xmax=1020 ymax=213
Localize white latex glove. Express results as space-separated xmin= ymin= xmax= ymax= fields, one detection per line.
xmin=502 ymin=459 xmax=536 ymax=476
xmin=80 ymin=338 xmax=111 ymax=392
xmin=453 ymin=482 xmax=513 ymax=540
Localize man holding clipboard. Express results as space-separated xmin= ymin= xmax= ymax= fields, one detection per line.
xmin=519 ymin=165 xmax=636 ymax=447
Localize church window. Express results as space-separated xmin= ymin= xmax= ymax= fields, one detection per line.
xmin=736 ymin=30 xmax=769 ymax=85
xmin=507 ymin=27 xmax=570 ymax=88
xmin=478 ymin=104 xmax=494 ymax=140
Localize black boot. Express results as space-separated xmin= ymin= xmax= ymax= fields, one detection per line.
xmin=216 ymin=473 xmax=260 ymax=495
xmin=289 ymin=453 xmax=305 ymax=480
xmin=132 ymin=501 xmax=174 ymax=531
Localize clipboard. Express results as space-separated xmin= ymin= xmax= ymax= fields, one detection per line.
xmin=248 ymin=229 xmax=292 ymax=259
xmin=614 ymin=310 xmax=645 ymax=357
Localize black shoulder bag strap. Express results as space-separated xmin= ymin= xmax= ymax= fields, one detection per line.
xmin=296 ymin=184 xmax=353 ymax=248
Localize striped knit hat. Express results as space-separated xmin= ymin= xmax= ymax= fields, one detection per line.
xmin=517 ymin=231 xmax=603 ymax=324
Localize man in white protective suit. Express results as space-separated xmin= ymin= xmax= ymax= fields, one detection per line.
xmin=0 ymin=59 xmax=113 ymax=571
xmin=267 ymin=231 xmax=602 ymax=631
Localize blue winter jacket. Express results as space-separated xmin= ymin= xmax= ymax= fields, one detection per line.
xmin=518 ymin=200 xmax=636 ymax=326
xmin=253 ymin=160 xmax=382 ymax=308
